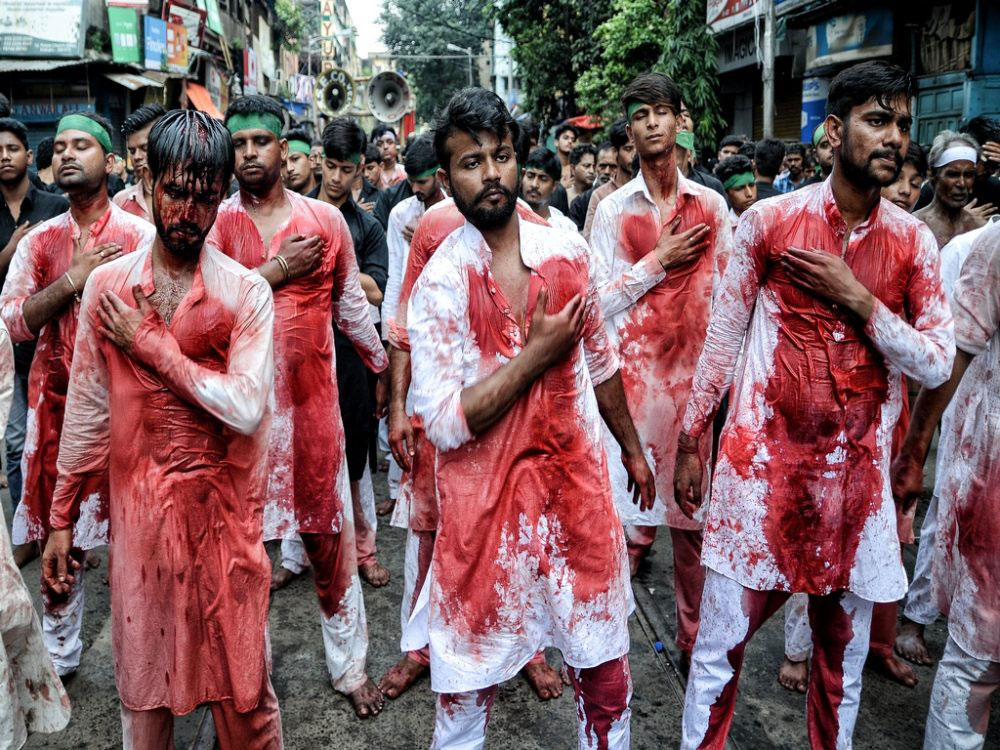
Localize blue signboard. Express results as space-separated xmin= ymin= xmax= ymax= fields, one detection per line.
xmin=801 ymin=77 xmax=830 ymax=144
xmin=806 ymin=9 xmax=893 ymax=71
xmin=144 ymin=16 xmax=167 ymax=71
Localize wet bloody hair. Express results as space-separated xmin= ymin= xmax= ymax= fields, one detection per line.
xmin=147 ymin=110 xmax=235 ymax=194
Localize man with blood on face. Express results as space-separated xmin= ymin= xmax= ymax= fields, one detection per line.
xmin=207 ymin=95 xmax=388 ymax=720
xmin=40 ymin=109 xmax=282 ymax=748
xmin=0 ymin=111 xmax=154 ymax=679
xmin=672 ymin=60 xmax=955 ymax=749
xmin=914 ymin=131 xmax=986 ymax=248
xmin=589 ymin=73 xmax=732 ymax=676
xmin=406 ymin=87 xmax=655 ymax=750
xmin=889 ymin=221 xmax=1000 ymax=750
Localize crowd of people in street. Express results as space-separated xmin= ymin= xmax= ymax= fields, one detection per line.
xmin=0 ymin=56 xmax=998 ymax=750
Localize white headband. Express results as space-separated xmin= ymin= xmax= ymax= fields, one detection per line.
xmin=933 ymin=145 xmax=978 ymax=168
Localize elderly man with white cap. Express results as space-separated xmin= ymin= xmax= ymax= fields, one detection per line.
xmin=914 ymin=131 xmax=986 ymax=248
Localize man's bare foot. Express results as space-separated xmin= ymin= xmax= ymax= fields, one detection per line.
xmin=628 ymin=554 xmax=641 ymax=578
xmin=523 ymin=660 xmax=563 ymax=701
xmin=270 ymin=566 xmax=303 ymax=591
xmin=359 ymin=560 xmax=390 ymax=587
xmin=0 ymin=473 xmax=7 ymax=488
xmin=777 ymin=657 xmax=808 ymax=693
xmin=375 ymin=498 xmax=395 ymax=516
xmin=347 ymin=677 xmax=384 ymax=718
xmin=84 ymin=550 xmax=101 ymax=569
xmin=12 ymin=542 xmax=38 ymax=568
xmin=868 ymin=651 xmax=918 ymax=687
xmin=378 ymin=655 xmax=428 ymax=698
xmin=560 ymin=663 xmax=572 ymax=686
xmin=895 ymin=619 xmax=934 ymax=665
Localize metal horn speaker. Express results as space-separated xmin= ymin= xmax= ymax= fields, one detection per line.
xmin=315 ymin=68 xmax=355 ymax=117
xmin=366 ymin=71 xmax=410 ymax=123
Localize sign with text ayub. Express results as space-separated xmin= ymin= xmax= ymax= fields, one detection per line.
xmin=144 ymin=15 xmax=168 ymax=71
xmin=0 ymin=0 xmax=84 ymax=58
xmin=108 ymin=6 xmax=141 ymax=64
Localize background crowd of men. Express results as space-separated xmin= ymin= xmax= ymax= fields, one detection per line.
xmin=0 ymin=57 xmax=997 ymax=750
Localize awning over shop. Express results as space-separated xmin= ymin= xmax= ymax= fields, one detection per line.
xmin=0 ymin=59 xmax=83 ymax=73
xmin=104 ymin=72 xmax=165 ymax=90
xmin=186 ymin=82 xmax=223 ymax=120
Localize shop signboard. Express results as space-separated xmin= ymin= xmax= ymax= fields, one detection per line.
xmin=166 ymin=22 xmax=189 ymax=73
xmin=0 ymin=0 xmax=85 ymax=58
xmin=144 ymin=15 xmax=168 ymax=71
xmin=164 ymin=0 xmax=206 ymax=49
xmin=108 ymin=6 xmax=141 ymax=64
xmin=805 ymin=9 xmax=893 ymax=70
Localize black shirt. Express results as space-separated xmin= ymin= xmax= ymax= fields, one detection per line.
xmin=569 ymin=187 xmax=594 ymax=231
xmin=0 ymin=182 xmax=70 ymax=374
xmin=755 ymin=180 xmax=781 ymax=201
xmin=356 ymin=177 xmax=381 ymax=207
xmin=374 ymin=179 xmax=413 ymax=230
xmin=688 ymin=167 xmax=729 ymax=205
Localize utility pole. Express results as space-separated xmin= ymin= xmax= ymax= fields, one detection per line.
xmin=447 ymin=43 xmax=474 ymax=86
xmin=762 ymin=0 xmax=775 ymax=138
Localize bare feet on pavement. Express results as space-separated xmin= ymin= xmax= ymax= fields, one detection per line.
xmin=359 ymin=560 xmax=390 ymax=587
xmin=777 ymin=657 xmax=808 ymax=693
xmin=378 ymin=654 xmax=428 ymax=698
xmin=868 ymin=651 xmax=918 ymax=687
xmin=523 ymin=660 xmax=563 ymax=700
xmin=85 ymin=550 xmax=101 ymax=569
xmin=348 ymin=677 xmax=385 ymax=718
xmin=895 ymin=618 xmax=934 ymax=665
xmin=270 ymin=565 xmax=304 ymax=591
xmin=375 ymin=498 xmax=395 ymax=516
xmin=628 ymin=554 xmax=641 ymax=578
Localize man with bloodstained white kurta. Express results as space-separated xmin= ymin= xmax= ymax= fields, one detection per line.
xmin=0 ymin=111 xmax=154 ymax=678
xmin=891 ymin=221 xmax=1000 ymax=750
xmin=407 ymin=87 xmax=655 ymax=750
xmin=673 ymin=61 xmax=955 ymax=749
xmin=41 ymin=110 xmax=282 ymax=748
xmin=207 ymin=95 xmax=388 ymax=719
xmin=589 ymin=72 xmax=733 ymax=668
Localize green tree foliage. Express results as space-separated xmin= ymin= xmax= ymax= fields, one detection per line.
xmin=381 ymin=0 xmax=493 ymax=123
xmin=495 ymin=0 xmax=614 ymax=123
xmin=274 ymin=0 xmax=307 ymax=52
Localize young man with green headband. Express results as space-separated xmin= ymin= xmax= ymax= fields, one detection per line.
xmin=283 ymin=127 xmax=318 ymax=196
xmin=800 ymin=123 xmax=833 ymax=188
xmin=208 ymin=95 xmax=388 ymax=719
xmin=590 ymin=72 xmax=733 ymax=674
xmin=0 ymin=110 xmax=154 ymax=678
xmin=713 ymin=154 xmax=758 ymax=229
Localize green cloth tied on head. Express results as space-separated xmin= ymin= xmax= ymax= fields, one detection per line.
xmin=347 ymin=152 xmax=362 ymax=164
xmin=675 ymin=131 xmax=695 ymax=151
xmin=723 ymin=172 xmax=755 ymax=191
xmin=409 ymin=165 xmax=439 ymax=180
xmin=626 ymin=100 xmax=645 ymax=121
xmin=226 ymin=112 xmax=283 ymax=138
xmin=812 ymin=124 xmax=826 ymax=148
xmin=56 ymin=114 xmax=112 ymax=154
xmin=287 ymin=139 xmax=312 ymax=156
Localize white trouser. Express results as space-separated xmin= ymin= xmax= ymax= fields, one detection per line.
xmin=903 ymin=494 xmax=940 ymax=625
xmin=784 ymin=592 xmax=812 ymax=661
xmin=280 ymin=536 xmax=309 ymax=575
xmin=378 ymin=418 xmax=401 ymax=499
xmin=42 ymin=565 xmax=85 ymax=676
xmin=923 ymin=635 xmax=999 ymax=750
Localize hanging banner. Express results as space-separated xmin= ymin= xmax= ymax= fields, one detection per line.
xmin=806 ymin=9 xmax=893 ymax=70
xmin=144 ymin=15 xmax=168 ymax=71
xmin=243 ymin=48 xmax=258 ymax=95
xmin=0 ymin=0 xmax=85 ymax=58
xmin=163 ymin=0 xmax=206 ymax=49
xmin=166 ymin=22 xmax=189 ymax=73
xmin=108 ymin=7 xmax=141 ymax=64
xmin=206 ymin=60 xmax=229 ymax=114
xmin=195 ymin=0 xmax=223 ymax=35
xmin=801 ymin=77 xmax=830 ymax=143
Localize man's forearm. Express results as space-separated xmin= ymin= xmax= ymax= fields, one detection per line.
xmin=594 ymin=371 xmax=643 ymax=456
xmin=389 ymin=345 xmax=411 ymax=411
xmin=360 ymin=272 xmax=383 ymax=305
xmin=460 ymin=346 xmax=545 ymax=435
xmin=22 ymin=274 xmax=77 ymax=334
xmin=257 ymin=259 xmax=287 ymax=289
xmin=899 ymin=348 xmax=974 ymax=464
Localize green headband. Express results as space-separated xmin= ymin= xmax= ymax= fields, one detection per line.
xmin=723 ymin=172 xmax=755 ymax=191
xmin=409 ymin=165 xmax=439 ymax=180
xmin=676 ymin=131 xmax=695 ymax=151
xmin=812 ymin=124 xmax=825 ymax=147
xmin=626 ymin=101 xmax=645 ymax=121
xmin=226 ymin=112 xmax=283 ymax=138
xmin=288 ymin=139 xmax=311 ymax=156
xmin=57 ymin=114 xmax=112 ymax=154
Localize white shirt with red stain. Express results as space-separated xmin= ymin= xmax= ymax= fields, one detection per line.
xmin=0 ymin=319 xmax=71 ymax=745
xmin=407 ymin=216 xmax=632 ymax=693
xmin=682 ymin=181 xmax=955 ymax=601
xmin=931 ymin=221 xmax=1000 ymax=662
xmin=590 ymin=171 xmax=733 ymax=531
xmin=207 ymin=190 xmax=387 ymax=540
xmin=380 ymin=163 xmax=408 ymax=190
xmin=0 ymin=202 xmax=154 ymax=548
xmin=383 ymin=194 xmax=431 ymax=357
xmin=49 ymin=245 xmax=276 ymax=714
xmin=111 ymin=181 xmax=152 ymax=223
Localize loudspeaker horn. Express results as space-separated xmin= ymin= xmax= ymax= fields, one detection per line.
xmin=366 ymin=71 xmax=411 ymax=123
xmin=315 ymin=68 xmax=356 ymax=117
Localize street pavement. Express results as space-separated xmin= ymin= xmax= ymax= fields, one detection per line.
xmin=15 ymin=463 xmax=1000 ymax=749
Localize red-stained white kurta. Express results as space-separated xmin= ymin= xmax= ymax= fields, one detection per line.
xmin=0 ymin=203 xmax=154 ymax=547
xmin=408 ymin=217 xmax=631 ymax=693
xmin=590 ymin=171 xmax=733 ymax=531
xmin=931 ymin=221 xmax=1000 ymax=662
xmin=49 ymin=245 xmax=276 ymax=714
xmin=207 ymin=190 xmax=387 ymax=540
xmin=111 ymin=181 xmax=152 ymax=223
xmin=682 ymin=181 xmax=955 ymax=602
